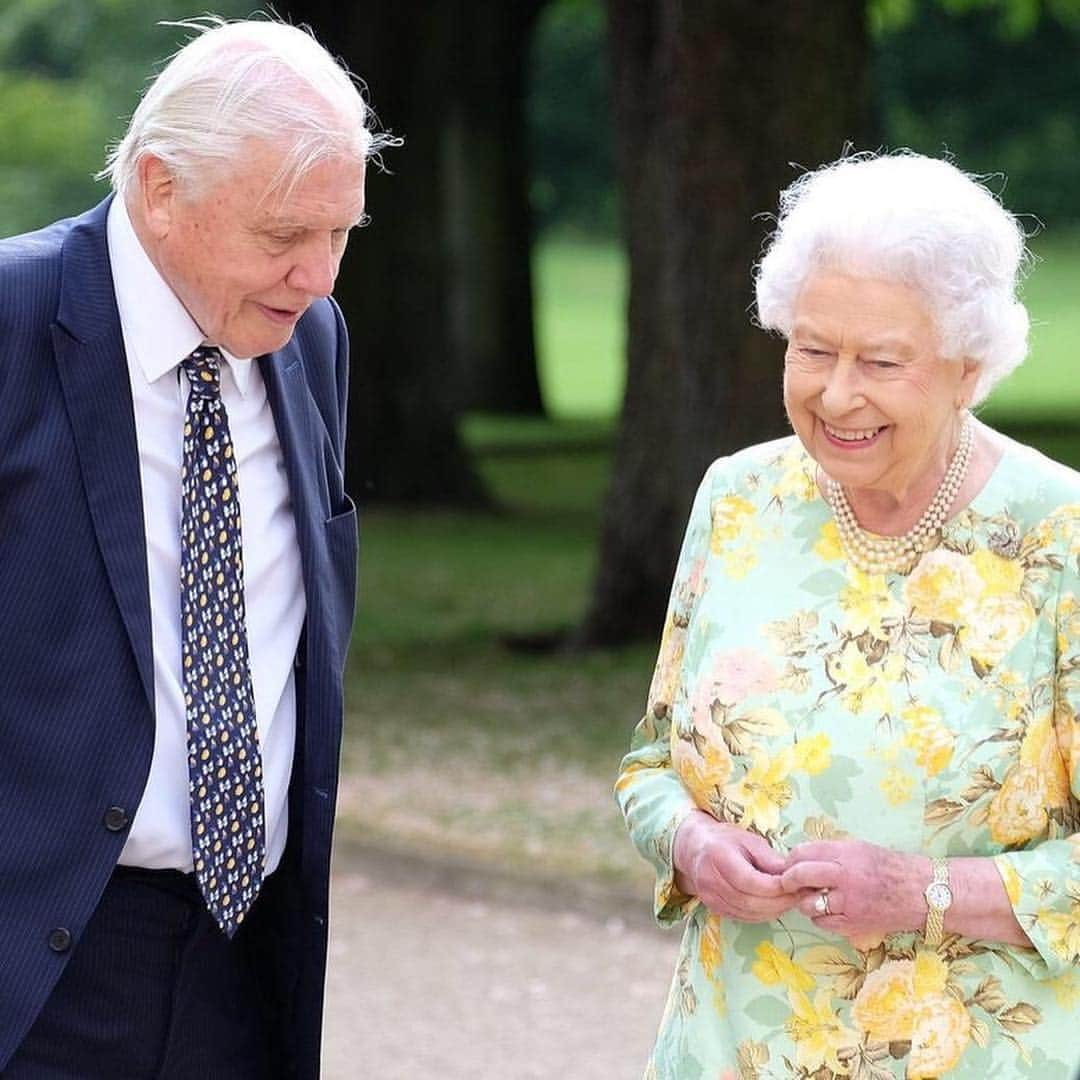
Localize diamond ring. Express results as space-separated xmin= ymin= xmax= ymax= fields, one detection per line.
xmin=814 ymin=890 xmax=831 ymax=917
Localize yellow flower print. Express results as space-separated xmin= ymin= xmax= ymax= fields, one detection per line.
xmin=722 ymin=546 xmax=758 ymax=580
xmin=988 ymin=763 xmax=1049 ymax=845
xmin=910 ymin=991 xmax=972 ymax=1078
xmin=773 ymin=455 xmax=817 ymax=503
xmin=838 ymin=568 xmax=900 ymax=637
xmin=699 ymin=914 xmax=724 ymax=981
xmin=963 ymin=595 xmax=1034 ymax=670
xmin=1049 ymin=971 xmax=1080 ymax=1008
xmin=971 ymin=548 xmax=1024 ymax=598
xmin=851 ymin=952 xmax=970 ymax=1076
xmin=852 ymin=960 xmax=915 ymax=1043
xmin=813 ymin=521 xmax=844 ymax=562
xmin=729 ymin=748 xmax=794 ymax=834
xmin=903 ymin=548 xmax=982 ymax=625
xmin=996 ymin=857 xmax=1022 ymax=907
xmin=826 ymin=640 xmax=903 ymax=716
xmin=1039 ymin=902 xmax=1080 ymax=963
xmin=880 ymin=766 xmax=914 ymax=806
xmin=911 ymin=950 xmax=949 ymax=996
xmin=1020 ymin=713 xmax=1071 ymax=808
xmin=711 ymin=495 xmax=757 ymax=548
xmin=784 ymin=989 xmax=857 ymax=1075
xmin=650 ymin=616 xmax=686 ymax=714
xmin=751 ymin=941 xmax=814 ymax=993
xmin=900 ymin=705 xmax=955 ymax=777
xmin=793 ymin=732 xmax=831 ymax=776
xmin=673 ymin=737 xmax=734 ymax=812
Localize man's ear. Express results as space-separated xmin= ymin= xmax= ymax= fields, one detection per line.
xmin=136 ymin=155 xmax=177 ymax=239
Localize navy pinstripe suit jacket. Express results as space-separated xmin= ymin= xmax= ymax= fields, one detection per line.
xmin=0 ymin=197 xmax=358 ymax=1078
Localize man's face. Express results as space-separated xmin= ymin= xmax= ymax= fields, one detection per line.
xmin=143 ymin=141 xmax=366 ymax=357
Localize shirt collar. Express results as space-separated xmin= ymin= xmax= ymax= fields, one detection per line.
xmin=106 ymin=198 xmax=254 ymax=397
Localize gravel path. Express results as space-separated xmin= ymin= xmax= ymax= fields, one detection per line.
xmin=322 ymin=846 xmax=680 ymax=1079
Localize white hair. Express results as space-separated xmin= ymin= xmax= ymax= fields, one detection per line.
xmin=754 ymin=151 xmax=1030 ymax=405
xmin=101 ymin=16 xmax=393 ymax=201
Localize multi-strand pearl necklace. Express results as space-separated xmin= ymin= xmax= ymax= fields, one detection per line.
xmin=824 ymin=417 xmax=973 ymax=575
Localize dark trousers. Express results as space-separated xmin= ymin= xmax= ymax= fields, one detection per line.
xmin=4 ymin=867 xmax=270 ymax=1079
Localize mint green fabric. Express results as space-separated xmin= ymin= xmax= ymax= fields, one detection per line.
xmin=617 ymin=435 xmax=1080 ymax=1079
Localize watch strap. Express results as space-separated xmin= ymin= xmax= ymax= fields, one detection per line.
xmin=923 ymin=857 xmax=950 ymax=947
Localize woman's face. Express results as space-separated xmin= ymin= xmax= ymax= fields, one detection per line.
xmin=783 ymin=271 xmax=979 ymax=504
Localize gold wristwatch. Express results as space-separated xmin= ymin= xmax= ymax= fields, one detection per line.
xmin=923 ymin=857 xmax=953 ymax=947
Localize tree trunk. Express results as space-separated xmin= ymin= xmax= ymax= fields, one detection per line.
xmin=577 ymin=0 xmax=870 ymax=645
xmin=445 ymin=0 xmax=546 ymax=414
xmin=281 ymin=1 xmax=487 ymax=504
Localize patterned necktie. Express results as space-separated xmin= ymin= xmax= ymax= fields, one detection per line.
xmin=180 ymin=345 xmax=265 ymax=937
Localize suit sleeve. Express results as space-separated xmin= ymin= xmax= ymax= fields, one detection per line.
xmin=614 ymin=462 xmax=718 ymax=926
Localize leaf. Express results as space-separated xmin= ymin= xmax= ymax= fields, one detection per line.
xmin=939 ymin=632 xmax=960 ymax=673
xmin=801 ymin=569 xmax=849 ymax=596
xmin=744 ymin=994 xmax=790 ymax=1028
xmin=972 ymin=975 xmax=1008 ymax=1014
xmin=925 ymin=798 xmax=966 ymax=827
xmin=997 ymin=1001 xmax=1042 ymax=1033
xmin=863 ymin=942 xmax=887 ymax=973
xmin=718 ymin=706 xmax=788 ymax=756
xmin=970 ymin=1015 xmax=991 ymax=1048
xmin=959 ymin=764 xmax=1001 ymax=803
xmin=804 ymin=815 xmax=847 ymax=841
xmin=929 ymin=620 xmax=954 ymax=638
xmin=800 ymin=945 xmax=865 ymax=999
xmin=736 ymin=1038 xmax=769 ymax=1078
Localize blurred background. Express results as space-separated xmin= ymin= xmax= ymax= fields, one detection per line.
xmin=4 ymin=0 xmax=1080 ymax=1074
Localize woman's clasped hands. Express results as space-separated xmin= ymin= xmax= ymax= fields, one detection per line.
xmin=673 ymin=810 xmax=928 ymax=942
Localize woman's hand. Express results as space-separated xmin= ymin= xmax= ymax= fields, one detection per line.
xmin=781 ymin=839 xmax=928 ymax=943
xmin=672 ymin=811 xmax=798 ymax=922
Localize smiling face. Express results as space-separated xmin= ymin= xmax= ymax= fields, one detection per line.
xmin=134 ymin=140 xmax=366 ymax=357
xmin=783 ymin=271 xmax=979 ymax=506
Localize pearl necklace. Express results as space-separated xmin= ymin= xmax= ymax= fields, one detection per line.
xmin=824 ymin=418 xmax=973 ymax=575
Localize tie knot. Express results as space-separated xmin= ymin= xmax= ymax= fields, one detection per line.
xmin=182 ymin=346 xmax=222 ymax=400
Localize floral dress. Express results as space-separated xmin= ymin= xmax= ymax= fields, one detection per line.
xmin=616 ymin=435 xmax=1080 ymax=1079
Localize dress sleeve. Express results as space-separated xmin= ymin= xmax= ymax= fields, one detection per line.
xmin=614 ymin=463 xmax=717 ymax=926
xmin=993 ymin=509 xmax=1080 ymax=980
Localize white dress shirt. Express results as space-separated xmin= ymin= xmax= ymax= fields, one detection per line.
xmin=107 ymin=198 xmax=305 ymax=876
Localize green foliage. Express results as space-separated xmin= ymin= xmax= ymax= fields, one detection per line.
xmin=527 ymin=0 xmax=617 ymax=237
xmin=0 ymin=0 xmax=245 ymax=236
xmin=876 ymin=1 xmax=1080 ymax=226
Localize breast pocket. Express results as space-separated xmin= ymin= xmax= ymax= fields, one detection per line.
xmin=323 ymin=501 xmax=358 ymax=665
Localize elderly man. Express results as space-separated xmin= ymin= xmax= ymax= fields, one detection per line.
xmin=0 ymin=18 xmax=376 ymax=1078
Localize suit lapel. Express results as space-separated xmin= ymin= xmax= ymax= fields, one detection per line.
xmin=260 ymin=345 xmax=325 ymax=618
xmin=52 ymin=199 xmax=155 ymax=711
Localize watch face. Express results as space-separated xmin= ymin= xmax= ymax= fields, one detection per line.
xmin=927 ymin=883 xmax=953 ymax=910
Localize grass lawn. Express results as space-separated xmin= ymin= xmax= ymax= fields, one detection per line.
xmin=532 ymin=231 xmax=1080 ymax=427
xmin=340 ymin=230 xmax=1080 ymax=893
xmin=339 ymin=447 xmax=656 ymax=891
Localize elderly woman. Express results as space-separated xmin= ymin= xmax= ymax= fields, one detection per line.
xmin=616 ymin=152 xmax=1080 ymax=1079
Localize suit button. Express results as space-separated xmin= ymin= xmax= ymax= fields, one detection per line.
xmin=48 ymin=928 xmax=72 ymax=953
xmin=103 ymin=806 xmax=130 ymax=832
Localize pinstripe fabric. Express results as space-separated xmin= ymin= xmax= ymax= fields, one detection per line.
xmin=0 ymin=198 xmax=358 ymax=1079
